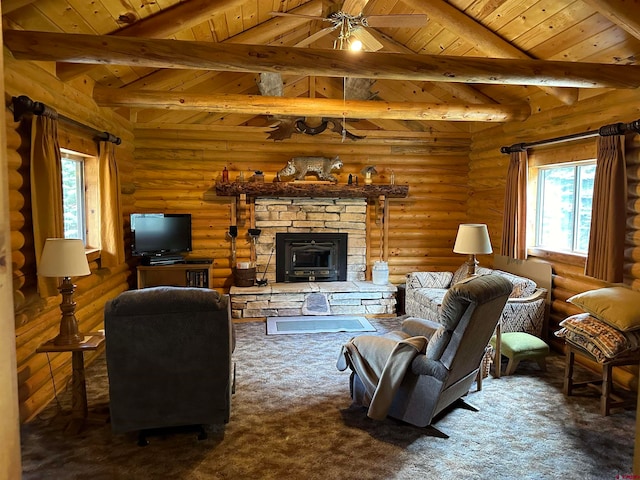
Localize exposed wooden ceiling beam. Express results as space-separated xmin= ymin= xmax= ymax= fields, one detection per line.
xmin=118 ymin=0 xmax=246 ymax=38
xmin=114 ymin=2 xmax=325 ymax=93
xmin=583 ymin=0 xmax=640 ymax=42
xmin=93 ymin=87 xmax=531 ymax=122
xmin=401 ymin=0 xmax=578 ymax=105
xmin=363 ymin=28 xmax=499 ymax=104
xmin=6 ymin=31 xmax=640 ymax=88
xmin=1 ymin=0 xmax=36 ymax=14
xmin=56 ymin=0 xmax=253 ymax=81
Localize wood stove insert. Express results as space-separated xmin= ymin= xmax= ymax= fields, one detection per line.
xmin=276 ymin=233 xmax=347 ymax=282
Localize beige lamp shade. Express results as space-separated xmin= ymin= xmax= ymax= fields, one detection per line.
xmin=453 ymin=224 xmax=493 ymax=255
xmin=39 ymin=238 xmax=91 ymax=277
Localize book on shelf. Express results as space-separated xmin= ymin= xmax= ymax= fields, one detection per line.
xmin=186 ymin=269 xmax=208 ymax=288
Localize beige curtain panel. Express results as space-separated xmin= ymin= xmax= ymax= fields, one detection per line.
xmin=99 ymin=141 xmax=125 ymax=268
xmin=585 ymin=135 xmax=627 ymax=283
xmin=30 ymin=115 xmax=64 ymax=298
xmin=501 ymin=150 xmax=528 ymax=260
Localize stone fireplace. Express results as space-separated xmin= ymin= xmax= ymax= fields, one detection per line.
xmin=254 ymin=197 xmax=367 ymax=283
xmin=214 ymin=182 xmax=410 ymax=319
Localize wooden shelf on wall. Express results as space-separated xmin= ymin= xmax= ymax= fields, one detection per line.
xmin=211 ymin=181 xmax=409 ymax=199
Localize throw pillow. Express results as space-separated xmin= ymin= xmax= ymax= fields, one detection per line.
xmin=451 ymin=264 xmax=470 ymax=285
xmin=407 ymin=271 xmax=453 ymax=289
xmin=555 ymin=327 xmax=608 ymax=363
xmin=567 ymin=287 xmax=640 ymax=332
xmin=451 ymin=265 xmax=492 ymax=285
xmin=558 ymin=313 xmax=640 ymax=359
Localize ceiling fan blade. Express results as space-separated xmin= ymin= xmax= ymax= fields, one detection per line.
xmin=294 ymin=26 xmax=338 ymax=48
xmin=364 ymin=14 xmax=428 ymax=28
xmin=351 ymin=28 xmax=384 ymax=52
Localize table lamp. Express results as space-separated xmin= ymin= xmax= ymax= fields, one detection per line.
xmin=38 ymin=238 xmax=91 ymax=346
xmin=453 ymin=224 xmax=493 ymax=277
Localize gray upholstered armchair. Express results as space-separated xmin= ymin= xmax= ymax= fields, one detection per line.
xmin=104 ymin=286 xmax=234 ymax=442
xmin=337 ymin=274 xmax=512 ymax=431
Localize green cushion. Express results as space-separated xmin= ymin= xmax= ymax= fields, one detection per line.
xmin=491 ymin=332 xmax=549 ymax=358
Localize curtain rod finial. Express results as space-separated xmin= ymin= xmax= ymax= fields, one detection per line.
xmin=500 ymin=143 xmax=526 ymax=154
xmin=12 ymin=95 xmax=37 ymax=122
xmin=101 ymin=132 xmax=122 ymax=145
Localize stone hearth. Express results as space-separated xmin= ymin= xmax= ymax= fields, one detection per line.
xmin=230 ymin=281 xmax=397 ymax=319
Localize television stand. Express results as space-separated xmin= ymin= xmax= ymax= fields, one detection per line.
xmin=142 ymin=255 xmax=185 ymax=266
xmin=137 ymin=263 xmax=212 ymax=289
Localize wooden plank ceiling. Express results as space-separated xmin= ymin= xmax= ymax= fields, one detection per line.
xmin=3 ymin=0 xmax=640 ymax=134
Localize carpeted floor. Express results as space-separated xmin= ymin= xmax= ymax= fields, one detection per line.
xmin=21 ymin=317 xmax=635 ymax=479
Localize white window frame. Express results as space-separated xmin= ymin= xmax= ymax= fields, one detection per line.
xmin=533 ymin=160 xmax=596 ymax=255
xmin=60 ymin=148 xmax=99 ymax=249
xmin=61 ymin=151 xmax=86 ymax=243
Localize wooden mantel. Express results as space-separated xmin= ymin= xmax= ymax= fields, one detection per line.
xmin=213 ymin=181 xmax=409 ymax=199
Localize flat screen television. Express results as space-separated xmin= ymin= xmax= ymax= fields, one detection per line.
xmin=130 ymin=213 xmax=192 ymax=258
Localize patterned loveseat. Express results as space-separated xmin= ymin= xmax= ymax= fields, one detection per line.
xmin=405 ymin=265 xmax=547 ymax=336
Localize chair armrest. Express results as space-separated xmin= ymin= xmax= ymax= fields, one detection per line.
xmin=501 ymin=291 xmax=546 ymax=335
xmin=410 ymin=356 xmax=448 ymax=380
xmin=401 ymin=317 xmax=441 ymax=339
xmin=506 ymin=288 xmax=547 ymax=304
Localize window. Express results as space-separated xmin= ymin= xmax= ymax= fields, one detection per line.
xmin=61 ymin=152 xmax=85 ymax=241
xmin=534 ymin=161 xmax=596 ymax=254
xmin=60 ymin=149 xmax=99 ymax=248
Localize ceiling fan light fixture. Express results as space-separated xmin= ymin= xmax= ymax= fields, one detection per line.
xmin=349 ymin=39 xmax=363 ymax=51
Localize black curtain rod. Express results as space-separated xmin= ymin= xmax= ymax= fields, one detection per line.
xmin=11 ymin=95 xmax=122 ymax=145
xmin=500 ymin=118 xmax=640 ymax=154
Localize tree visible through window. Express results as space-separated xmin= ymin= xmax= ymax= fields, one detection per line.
xmin=60 ymin=149 xmax=98 ymax=248
xmin=61 ymin=152 xmax=85 ymax=242
xmin=535 ymin=162 xmax=596 ymax=254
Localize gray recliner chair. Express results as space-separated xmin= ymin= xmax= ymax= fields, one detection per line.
xmin=104 ymin=286 xmax=235 ymax=443
xmin=337 ymin=274 xmax=512 ymax=431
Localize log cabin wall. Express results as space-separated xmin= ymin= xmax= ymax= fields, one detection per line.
xmin=469 ymin=88 xmax=640 ymax=389
xmin=4 ymin=52 xmax=135 ymax=422
xmin=132 ymin=123 xmax=473 ymax=289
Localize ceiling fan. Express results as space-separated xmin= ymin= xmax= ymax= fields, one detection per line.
xmin=271 ymin=10 xmax=427 ymax=52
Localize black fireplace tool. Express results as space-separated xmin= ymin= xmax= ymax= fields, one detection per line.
xmin=256 ymin=247 xmax=274 ymax=287
xmin=227 ymin=225 xmax=238 ymax=266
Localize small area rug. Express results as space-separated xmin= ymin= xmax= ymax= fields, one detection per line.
xmin=266 ymin=315 xmax=376 ymax=335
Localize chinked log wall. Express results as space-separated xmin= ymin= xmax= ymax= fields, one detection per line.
xmin=134 ymin=126 xmax=472 ymax=289
xmin=470 ymin=88 xmax=640 ymax=390
xmin=4 ymin=53 xmax=135 ymax=422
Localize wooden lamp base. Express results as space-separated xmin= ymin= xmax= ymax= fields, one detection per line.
xmin=53 ymin=276 xmax=84 ymax=346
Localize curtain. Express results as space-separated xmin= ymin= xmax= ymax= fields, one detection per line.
xmin=585 ymin=135 xmax=627 ymax=282
xmin=501 ymin=150 xmax=528 ymax=260
xmin=31 ymin=115 xmax=64 ymax=298
xmin=98 ymin=141 xmax=125 ymax=268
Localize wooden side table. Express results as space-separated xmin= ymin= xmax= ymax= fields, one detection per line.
xmin=564 ymin=341 xmax=640 ymax=416
xmin=37 ymin=332 xmax=106 ymax=433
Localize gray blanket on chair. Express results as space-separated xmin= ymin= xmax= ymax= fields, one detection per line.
xmin=337 ymin=334 xmax=428 ymax=420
